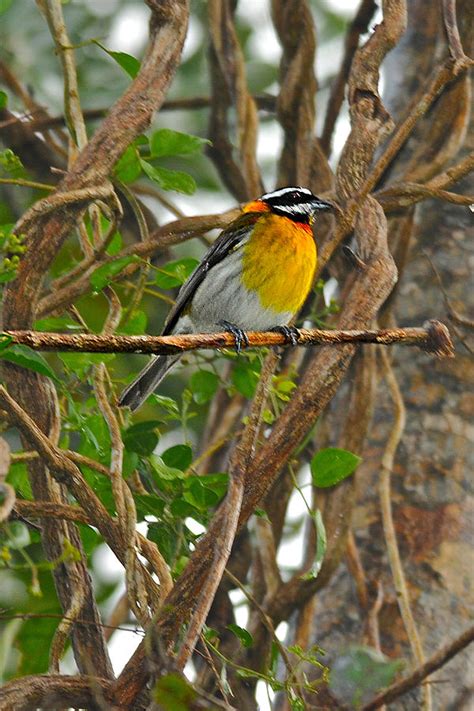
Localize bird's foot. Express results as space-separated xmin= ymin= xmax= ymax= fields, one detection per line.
xmin=271 ymin=325 xmax=300 ymax=346
xmin=219 ymin=320 xmax=250 ymax=354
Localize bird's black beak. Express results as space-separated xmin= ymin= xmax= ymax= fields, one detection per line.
xmin=311 ymin=197 xmax=335 ymax=212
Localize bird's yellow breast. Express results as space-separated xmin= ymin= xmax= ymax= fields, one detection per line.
xmin=241 ymin=213 xmax=317 ymax=315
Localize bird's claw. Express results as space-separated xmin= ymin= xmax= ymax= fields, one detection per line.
xmin=271 ymin=325 xmax=300 ymax=346
xmin=219 ymin=320 xmax=250 ymax=354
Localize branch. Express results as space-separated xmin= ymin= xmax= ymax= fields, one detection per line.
xmin=321 ymin=0 xmax=378 ymax=155
xmin=1 ymin=321 xmax=454 ymax=358
xmin=42 ymin=0 xmax=88 ymax=152
xmin=361 ymin=625 xmax=474 ymax=711
xmin=0 ymin=674 xmax=114 ymax=711
xmin=378 ymin=348 xmax=431 ymax=710
xmin=173 ymin=351 xmax=277 ymax=670
xmin=12 ymin=499 xmax=173 ymax=600
xmin=37 ymin=207 xmax=240 ymax=317
xmin=376 ymin=181 xmax=474 ymax=210
xmin=0 ymin=94 xmax=277 ymax=132
xmin=441 ymin=0 xmax=468 ymax=64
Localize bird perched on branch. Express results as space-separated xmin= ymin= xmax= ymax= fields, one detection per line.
xmin=119 ymin=186 xmax=333 ymax=411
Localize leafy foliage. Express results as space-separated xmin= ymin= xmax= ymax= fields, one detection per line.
xmin=329 ymin=647 xmax=404 ymax=707
xmin=310 ymin=447 xmax=361 ymax=488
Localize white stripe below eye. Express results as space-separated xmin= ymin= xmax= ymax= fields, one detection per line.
xmin=260 ymin=186 xmax=311 ymax=200
xmin=276 ymin=203 xmax=313 ymax=215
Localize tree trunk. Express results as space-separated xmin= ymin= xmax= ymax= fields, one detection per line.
xmin=289 ymin=1 xmax=473 ymax=709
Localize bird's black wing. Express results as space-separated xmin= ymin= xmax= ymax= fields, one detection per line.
xmin=162 ymin=212 xmax=260 ymax=335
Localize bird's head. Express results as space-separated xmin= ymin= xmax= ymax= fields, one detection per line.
xmin=244 ymin=186 xmax=334 ymax=225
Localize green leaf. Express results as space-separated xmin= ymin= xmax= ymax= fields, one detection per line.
xmin=134 ymin=494 xmax=166 ymax=520
xmin=105 ymin=229 xmax=123 ymax=256
xmin=199 ymin=472 xmax=228 ymax=498
xmin=310 ymin=447 xmax=361 ymax=488
xmin=155 ymin=258 xmax=199 ymax=289
xmin=0 ymin=148 xmax=24 ymax=178
xmin=262 ymin=408 xmax=275 ymax=424
xmin=150 ymin=128 xmax=210 ymax=158
xmin=0 ymin=0 xmax=13 ymax=14
xmin=16 ymin=608 xmax=58 ymax=675
xmin=0 ymin=344 xmax=59 ymax=382
xmin=170 ymin=498 xmax=199 ymax=518
xmin=94 ymin=41 xmax=141 ymax=78
xmin=232 ymin=360 xmax=260 ymax=399
xmin=5 ymin=521 xmax=30 ymax=549
xmin=0 ymin=333 xmax=13 ymax=350
xmin=0 ymin=269 xmax=16 ymax=283
xmin=153 ymin=672 xmax=197 ymax=711
xmin=183 ymin=484 xmax=206 ymax=510
xmin=227 ymin=623 xmax=253 ymax=648
xmin=0 ymin=90 xmax=7 ymax=109
xmin=89 ymin=256 xmax=138 ymax=291
xmin=78 ymin=413 xmax=111 ymax=462
xmin=152 ymin=394 xmax=180 ymax=415
xmin=119 ymin=309 xmax=147 ymax=335
xmin=34 ymin=316 xmax=81 ymax=332
xmin=114 ymin=144 xmax=142 ymax=183
xmin=6 ymin=461 xmax=32 ymax=500
xmin=123 ymin=421 xmax=160 ymax=456
xmin=123 ymin=450 xmax=139 ymax=478
xmin=147 ymin=522 xmax=179 ymax=565
xmin=202 ymin=627 xmax=220 ymax=643
xmin=301 ymin=509 xmax=327 ymax=580
xmin=59 ymin=351 xmax=115 ymax=378
xmin=140 ymin=160 xmax=196 ymax=195
xmin=150 ymin=455 xmax=184 ymax=484
xmin=329 ymin=646 xmax=404 ymax=707
xmin=183 ymin=477 xmax=220 ymax=510
xmin=161 ymin=444 xmax=192 ymax=471
xmin=189 ymin=369 xmax=219 ymax=404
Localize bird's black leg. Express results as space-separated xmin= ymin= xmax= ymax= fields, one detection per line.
xmin=219 ymin=320 xmax=250 ymax=354
xmin=270 ymin=325 xmax=301 ymax=346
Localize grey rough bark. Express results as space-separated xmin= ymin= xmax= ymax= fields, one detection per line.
xmin=296 ymin=1 xmax=474 ymax=709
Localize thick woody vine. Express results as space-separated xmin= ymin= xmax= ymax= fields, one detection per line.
xmin=0 ymin=0 xmax=472 ymax=710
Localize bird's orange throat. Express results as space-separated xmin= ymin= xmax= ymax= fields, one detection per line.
xmin=241 ymin=212 xmax=317 ymax=314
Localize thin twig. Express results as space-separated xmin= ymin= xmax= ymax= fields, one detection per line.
xmin=37 ymin=207 xmax=239 ymax=317
xmin=12 ymin=498 xmax=172 ymax=602
xmin=361 ymin=625 xmax=474 ymax=711
xmin=93 ymin=289 xmax=150 ymax=625
xmin=441 ymin=0 xmax=466 ymax=62
xmin=378 ymin=348 xmax=431 ymax=711
xmin=49 ymin=585 xmax=84 ymax=673
xmin=424 ymin=252 xmax=474 ymax=330
xmin=359 ymin=55 xmax=472 ymax=198
xmin=376 ymin=181 xmax=474 ymax=209
xmin=42 ymin=0 xmax=88 ymax=151
xmin=42 ymin=0 xmax=106 ymax=254
xmin=0 ymin=177 xmax=54 ymax=191
xmin=345 ymin=531 xmax=369 ymax=610
xmin=321 ymin=0 xmax=378 ymax=154
xmin=1 ymin=94 xmax=277 ymax=132
xmin=224 ymin=568 xmax=295 ymax=681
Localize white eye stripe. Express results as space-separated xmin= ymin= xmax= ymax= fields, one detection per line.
xmin=276 ymin=203 xmax=313 ymax=214
xmin=260 ymin=186 xmax=312 ymax=201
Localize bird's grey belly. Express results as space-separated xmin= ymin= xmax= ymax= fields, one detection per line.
xmin=183 ymin=251 xmax=292 ymax=333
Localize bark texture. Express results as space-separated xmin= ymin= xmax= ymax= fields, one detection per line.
xmin=297 ymin=1 xmax=474 ymax=709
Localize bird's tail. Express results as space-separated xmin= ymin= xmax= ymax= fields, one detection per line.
xmin=118 ymin=354 xmax=181 ymax=411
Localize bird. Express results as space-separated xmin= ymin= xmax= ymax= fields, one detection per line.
xmin=118 ymin=186 xmax=333 ymax=411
